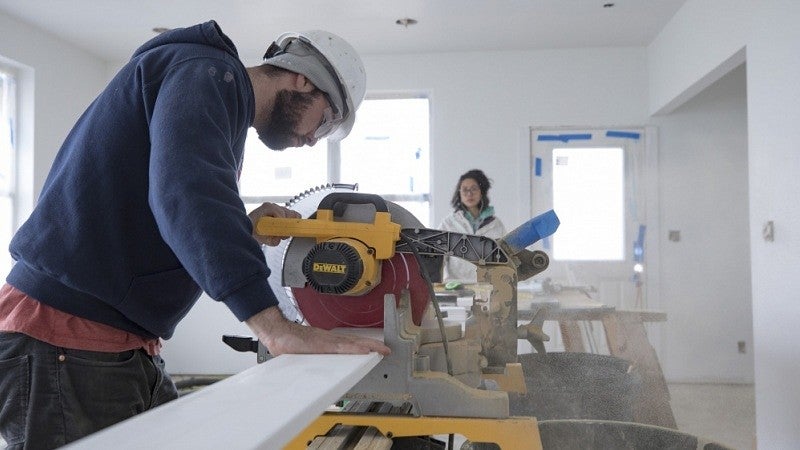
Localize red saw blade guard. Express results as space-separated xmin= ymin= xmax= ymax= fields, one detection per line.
xmin=292 ymin=253 xmax=430 ymax=329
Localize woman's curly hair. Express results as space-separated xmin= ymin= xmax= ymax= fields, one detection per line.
xmin=450 ymin=169 xmax=492 ymax=211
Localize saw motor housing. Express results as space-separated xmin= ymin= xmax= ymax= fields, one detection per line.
xmin=257 ymin=197 xmax=401 ymax=298
xmin=302 ymin=237 xmax=379 ymax=296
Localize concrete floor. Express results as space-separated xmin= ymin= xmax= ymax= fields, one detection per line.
xmin=438 ymin=383 xmax=756 ymax=450
xmin=669 ymin=383 xmax=756 ymax=450
xmin=434 ymin=382 xmax=757 ymax=449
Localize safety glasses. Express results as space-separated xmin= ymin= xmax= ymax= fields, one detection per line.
xmin=313 ymin=94 xmax=343 ymax=139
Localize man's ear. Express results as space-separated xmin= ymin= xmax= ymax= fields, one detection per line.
xmin=292 ymin=73 xmax=316 ymax=93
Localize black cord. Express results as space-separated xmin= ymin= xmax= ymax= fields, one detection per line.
xmin=399 ymin=233 xmax=453 ymax=376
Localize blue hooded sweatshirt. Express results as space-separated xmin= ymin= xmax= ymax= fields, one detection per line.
xmin=7 ymin=21 xmax=277 ymax=339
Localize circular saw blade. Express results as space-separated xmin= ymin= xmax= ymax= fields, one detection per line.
xmin=292 ymin=252 xmax=430 ymax=329
xmin=264 ymin=184 xmax=359 ymax=323
xmin=263 ymin=184 xmax=431 ymax=328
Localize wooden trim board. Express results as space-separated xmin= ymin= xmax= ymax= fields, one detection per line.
xmin=64 ymin=353 xmax=383 ymax=449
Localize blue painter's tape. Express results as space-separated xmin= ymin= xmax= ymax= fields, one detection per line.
xmin=633 ymin=224 xmax=646 ymax=262
xmin=537 ymin=133 xmax=592 ymax=143
xmin=606 ymin=130 xmax=641 ymax=140
xmin=534 ymin=157 xmax=542 ymax=176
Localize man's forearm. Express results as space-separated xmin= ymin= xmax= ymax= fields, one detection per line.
xmin=245 ymin=305 xmax=288 ymax=344
xmin=244 ymin=305 xmax=391 ymax=356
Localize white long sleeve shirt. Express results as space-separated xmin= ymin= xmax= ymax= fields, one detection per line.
xmin=438 ymin=209 xmax=507 ymax=282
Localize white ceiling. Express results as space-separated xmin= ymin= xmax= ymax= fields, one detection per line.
xmin=0 ymin=0 xmax=686 ymax=62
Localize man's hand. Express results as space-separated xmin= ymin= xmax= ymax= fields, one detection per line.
xmin=245 ymin=306 xmax=391 ymax=356
xmin=247 ymin=202 xmax=301 ymax=246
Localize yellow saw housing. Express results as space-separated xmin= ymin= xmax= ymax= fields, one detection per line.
xmin=257 ymin=208 xmax=401 ymax=296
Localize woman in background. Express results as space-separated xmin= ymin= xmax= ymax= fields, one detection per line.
xmin=439 ymin=169 xmax=507 ymax=282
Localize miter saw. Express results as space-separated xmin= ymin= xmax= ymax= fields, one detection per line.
xmin=226 ymin=184 xmax=560 ymax=448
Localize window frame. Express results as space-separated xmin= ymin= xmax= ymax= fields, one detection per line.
xmin=0 ymin=64 xmax=19 ymax=277
xmin=240 ymin=93 xmax=432 ymax=224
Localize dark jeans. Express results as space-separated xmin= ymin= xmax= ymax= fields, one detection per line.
xmin=0 ymin=332 xmax=178 ymax=449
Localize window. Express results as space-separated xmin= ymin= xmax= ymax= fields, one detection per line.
xmin=339 ymin=97 xmax=430 ymax=225
xmin=0 ymin=68 xmax=17 ymax=277
xmin=238 ymin=129 xmax=327 ymax=205
xmin=239 ymin=96 xmax=431 ymax=225
xmin=552 ymin=147 xmax=624 ymax=260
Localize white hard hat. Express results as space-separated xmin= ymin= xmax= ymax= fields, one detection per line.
xmin=263 ymin=30 xmax=366 ymax=141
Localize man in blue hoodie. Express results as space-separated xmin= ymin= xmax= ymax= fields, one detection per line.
xmin=0 ymin=21 xmax=389 ymax=448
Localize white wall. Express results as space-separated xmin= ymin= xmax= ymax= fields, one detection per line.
xmin=650 ymin=65 xmax=752 ymax=383
xmin=161 ymin=293 xmax=264 ymax=373
xmin=650 ymin=0 xmax=800 ymax=447
xmin=0 ymin=12 xmax=107 ymax=217
xmin=363 ymin=48 xmax=650 ymax=231
xmin=746 ymin=5 xmax=800 ymax=448
xmin=648 ymin=0 xmax=750 ymax=116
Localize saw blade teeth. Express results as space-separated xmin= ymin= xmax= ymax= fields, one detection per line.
xmin=267 ymin=183 xmax=360 ymax=323
xmin=285 ymin=183 xmax=360 ymax=208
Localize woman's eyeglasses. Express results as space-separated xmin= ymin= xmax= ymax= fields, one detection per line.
xmin=460 ymin=186 xmax=480 ymax=195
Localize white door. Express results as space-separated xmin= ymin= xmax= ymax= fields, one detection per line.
xmin=530 ymin=127 xmax=656 ymax=312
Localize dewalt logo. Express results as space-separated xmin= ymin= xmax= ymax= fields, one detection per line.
xmin=313 ymin=262 xmax=347 ymax=274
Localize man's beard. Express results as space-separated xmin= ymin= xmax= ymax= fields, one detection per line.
xmin=256 ymin=89 xmax=318 ymax=150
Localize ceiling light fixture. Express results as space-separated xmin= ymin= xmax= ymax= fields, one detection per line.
xmin=603 ymin=3 xmax=615 ymax=7
xmin=395 ymin=18 xmax=418 ymax=28
xmin=152 ymin=27 xmax=170 ymax=34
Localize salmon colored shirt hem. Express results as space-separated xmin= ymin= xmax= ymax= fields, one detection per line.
xmin=0 ymin=283 xmax=161 ymax=356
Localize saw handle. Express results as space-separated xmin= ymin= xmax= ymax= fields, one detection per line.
xmin=222 ymin=335 xmax=260 ymax=353
xmin=317 ymin=192 xmax=389 ymax=216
